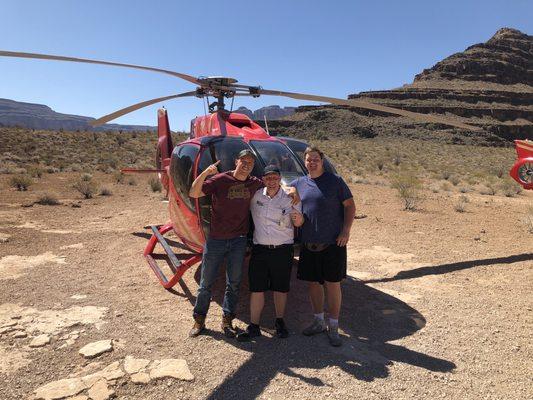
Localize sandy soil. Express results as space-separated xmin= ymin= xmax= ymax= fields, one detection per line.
xmin=0 ymin=173 xmax=531 ymax=400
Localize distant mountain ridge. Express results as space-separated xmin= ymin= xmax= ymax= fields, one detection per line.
xmin=234 ymin=105 xmax=296 ymax=120
xmin=0 ymin=98 xmax=156 ymax=132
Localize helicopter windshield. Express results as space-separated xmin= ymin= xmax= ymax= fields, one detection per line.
xmin=249 ymin=140 xmax=305 ymax=184
xmin=197 ymin=137 xmax=263 ymax=176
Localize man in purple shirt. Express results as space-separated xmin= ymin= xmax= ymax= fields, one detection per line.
xmin=290 ymin=146 xmax=355 ymax=346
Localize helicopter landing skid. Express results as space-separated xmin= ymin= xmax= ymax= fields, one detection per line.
xmin=144 ymin=224 xmax=201 ymax=289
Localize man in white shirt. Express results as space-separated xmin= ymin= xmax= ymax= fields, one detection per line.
xmin=237 ymin=165 xmax=304 ymax=341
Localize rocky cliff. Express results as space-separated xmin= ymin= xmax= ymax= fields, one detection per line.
xmin=268 ymin=28 xmax=532 ymax=146
xmin=0 ymin=98 xmax=155 ymax=132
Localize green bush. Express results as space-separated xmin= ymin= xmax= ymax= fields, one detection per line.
xmin=390 ymin=172 xmax=422 ymax=211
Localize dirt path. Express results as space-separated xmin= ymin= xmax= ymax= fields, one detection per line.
xmin=0 ymin=173 xmax=531 ymax=400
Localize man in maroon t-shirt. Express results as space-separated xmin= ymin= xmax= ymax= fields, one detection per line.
xmin=188 ymin=149 xmax=263 ymax=338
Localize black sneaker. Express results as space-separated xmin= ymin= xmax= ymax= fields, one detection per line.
xmin=275 ymin=319 xmax=289 ymax=339
xmin=236 ymin=324 xmax=261 ymax=342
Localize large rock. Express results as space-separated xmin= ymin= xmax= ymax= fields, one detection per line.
xmin=124 ymin=356 xmax=150 ymax=374
xmin=79 ymin=340 xmax=113 ymax=358
xmin=149 ymin=359 xmax=194 ymax=381
xmin=87 ymin=380 xmax=115 ymax=400
xmin=29 ymin=334 xmax=51 ymax=348
xmin=34 ymin=377 xmax=85 ymax=400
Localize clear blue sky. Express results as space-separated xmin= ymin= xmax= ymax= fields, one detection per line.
xmin=1 ymin=0 xmax=531 ymax=131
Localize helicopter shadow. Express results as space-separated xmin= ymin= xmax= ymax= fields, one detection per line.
xmin=181 ymin=259 xmax=456 ymax=399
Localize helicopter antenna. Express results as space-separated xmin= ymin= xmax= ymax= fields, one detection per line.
xmin=264 ymin=114 xmax=270 ymax=135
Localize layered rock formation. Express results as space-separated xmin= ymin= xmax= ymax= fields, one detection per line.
xmin=0 ymin=98 xmax=155 ymax=132
xmin=235 ymin=105 xmax=295 ymax=120
xmin=268 ymin=28 xmax=532 ymax=145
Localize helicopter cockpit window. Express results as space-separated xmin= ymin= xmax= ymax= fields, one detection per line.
xmin=198 ymin=138 xmax=262 ymax=177
xmin=170 ymin=143 xmax=199 ymax=210
xmin=249 ymin=140 xmax=305 ymax=175
xmin=281 ymin=138 xmax=338 ymax=175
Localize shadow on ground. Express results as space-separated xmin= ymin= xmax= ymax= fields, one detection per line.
xmin=141 ymin=235 xmax=456 ymax=398
xmin=185 ymin=260 xmax=454 ymax=399
xmin=363 ymin=253 xmax=533 ymax=284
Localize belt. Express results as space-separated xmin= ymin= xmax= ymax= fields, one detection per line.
xmin=256 ymin=244 xmax=291 ymax=250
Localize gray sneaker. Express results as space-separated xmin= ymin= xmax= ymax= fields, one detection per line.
xmin=302 ymin=318 xmax=327 ymax=336
xmin=327 ymin=326 xmax=342 ymax=347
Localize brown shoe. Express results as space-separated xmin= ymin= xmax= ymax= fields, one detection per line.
xmin=221 ymin=314 xmax=236 ymax=338
xmin=189 ymin=315 xmax=206 ymax=338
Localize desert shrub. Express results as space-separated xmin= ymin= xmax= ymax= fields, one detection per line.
xmin=479 ymin=184 xmax=496 ymax=196
xmin=73 ymin=180 xmax=98 ymax=199
xmin=440 ymin=170 xmax=452 ymax=180
xmin=81 ymin=173 xmax=93 ymax=182
xmin=390 ymin=172 xmax=421 ymax=211
xmin=499 ymin=179 xmax=522 ymax=197
xmin=440 ymin=181 xmax=452 ymax=192
xmin=449 ymin=175 xmax=461 ymax=186
xmin=149 ymin=177 xmax=162 ymax=192
xmin=100 ymin=187 xmax=113 ymax=196
xmin=127 ymin=177 xmax=137 ymax=186
xmin=454 ymin=195 xmax=469 ymax=213
xmin=36 ymin=193 xmax=60 ymax=205
xmin=375 ymin=159 xmax=386 ymax=171
xmin=10 ymin=175 xmax=33 ymax=191
xmin=113 ymin=171 xmax=125 ymax=184
xmin=27 ymin=165 xmax=43 ymax=178
xmin=45 ymin=166 xmax=60 ymax=174
xmin=459 ymin=186 xmax=472 ymax=193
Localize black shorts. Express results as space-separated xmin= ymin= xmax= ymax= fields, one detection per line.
xmin=248 ymin=244 xmax=294 ymax=293
xmin=297 ymin=244 xmax=347 ymax=284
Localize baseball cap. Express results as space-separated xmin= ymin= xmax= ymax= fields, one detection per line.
xmin=263 ymin=165 xmax=281 ymax=176
xmin=236 ymin=149 xmax=255 ymax=159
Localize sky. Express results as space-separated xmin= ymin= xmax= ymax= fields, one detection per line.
xmin=1 ymin=0 xmax=531 ymax=131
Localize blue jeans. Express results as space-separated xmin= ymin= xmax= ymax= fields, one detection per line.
xmin=193 ymin=236 xmax=247 ymax=317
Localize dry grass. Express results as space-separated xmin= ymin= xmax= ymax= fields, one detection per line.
xmin=0 ymin=127 xmax=522 ymax=199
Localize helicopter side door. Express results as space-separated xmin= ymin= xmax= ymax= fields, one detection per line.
xmin=168 ymin=142 xmax=204 ymax=252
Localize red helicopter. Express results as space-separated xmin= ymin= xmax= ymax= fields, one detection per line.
xmin=1 ymin=50 xmax=530 ymax=290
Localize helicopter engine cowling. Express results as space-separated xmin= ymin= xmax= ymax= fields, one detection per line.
xmin=509 ymin=140 xmax=533 ymax=190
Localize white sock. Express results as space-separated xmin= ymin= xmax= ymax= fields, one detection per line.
xmin=329 ymin=318 xmax=339 ymax=329
xmin=314 ymin=313 xmax=325 ymax=322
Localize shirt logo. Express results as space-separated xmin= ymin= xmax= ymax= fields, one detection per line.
xmin=256 ymin=200 xmax=264 ymax=206
xmin=227 ymin=184 xmax=250 ymax=200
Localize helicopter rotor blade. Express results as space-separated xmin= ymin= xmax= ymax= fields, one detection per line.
xmin=258 ymin=88 xmax=481 ymax=131
xmin=90 ymin=91 xmax=197 ymax=126
xmin=0 ymin=50 xmax=200 ymax=85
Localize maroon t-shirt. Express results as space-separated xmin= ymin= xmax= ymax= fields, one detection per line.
xmin=202 ymin=171 xmax=263 ymax=239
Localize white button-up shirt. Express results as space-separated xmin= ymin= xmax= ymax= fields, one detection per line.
xmin=250 ymin=187 xmax=302 ymax=245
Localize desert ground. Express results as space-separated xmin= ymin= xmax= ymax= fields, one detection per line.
xmin=0 ymin=158 xmax=532 ymax=399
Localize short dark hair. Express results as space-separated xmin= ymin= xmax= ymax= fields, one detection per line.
xmin=304 ymin=146 xmax=324 ymax=159
xmin=236 ymin=149 xmax=255 ymax=160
